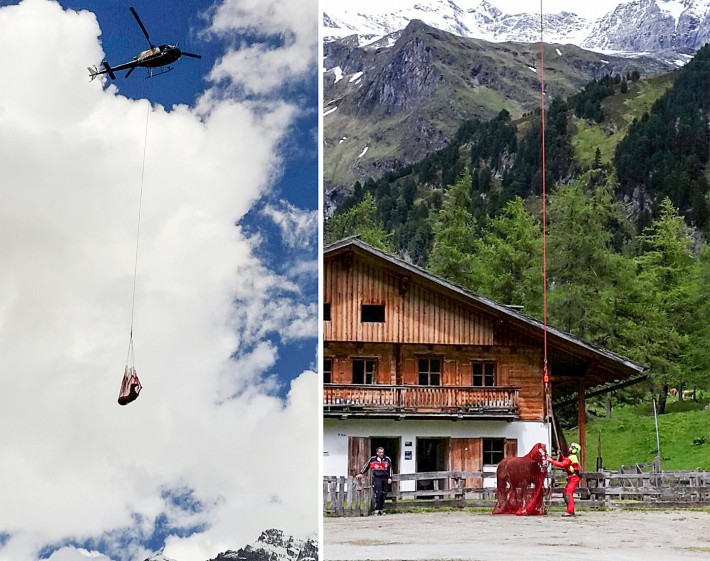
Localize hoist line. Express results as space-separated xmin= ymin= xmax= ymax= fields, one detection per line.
xmin=539 ymin=0 xmax=549 ymax=380
xmin=126 ymin=96 xmax=152 ymax=368
xmin=539 ymin=0 xmax=561 ymax=463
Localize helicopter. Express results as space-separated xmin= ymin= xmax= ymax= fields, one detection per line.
xmin=89 ymin=7 xmax=201 ymax=81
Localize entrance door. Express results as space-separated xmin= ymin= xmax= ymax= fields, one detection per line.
xmin=348 ymin=436 xmax=370 ymax=476
xmin=416 ymin=438 xmax=448 ymax=495
xmin=349 ymin=436 xmax=400 ymax=485
xmin=369 ymin=437 xmax=400 ymax=493
xmin=450 ymin=437 xmax=483 ymax=489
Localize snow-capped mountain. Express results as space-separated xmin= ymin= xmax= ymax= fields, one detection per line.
xmin=323 ymin=0 xmax=710 ymax=53
xmin=144 ymin=529 xmax=317 ymax=561
xmin=582 ymin=0 xmax=710 ymax=51
xmin=209 ymin=529 xmax=317 ymax=561
xmin=324 ymin=0 xmax=591 ymax=45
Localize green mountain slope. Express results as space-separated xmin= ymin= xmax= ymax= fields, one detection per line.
xmin=571 ymin=72 xmax=675 ymax=169
xmin=323 ymin=20 xmax=676 ymax=190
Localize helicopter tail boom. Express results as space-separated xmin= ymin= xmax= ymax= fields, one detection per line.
xmin=102 ymin=61 xmax=117 ymax=80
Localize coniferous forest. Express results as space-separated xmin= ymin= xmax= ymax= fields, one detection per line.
xmin=325 ymin=44 xmax=710 ymax=412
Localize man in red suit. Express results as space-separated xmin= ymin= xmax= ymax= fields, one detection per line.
xmin=549 ymin=442 xmax=582 ymax=517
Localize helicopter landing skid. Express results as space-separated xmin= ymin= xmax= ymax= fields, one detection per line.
xmin=147 ymin=66 xmax=174 ymax=78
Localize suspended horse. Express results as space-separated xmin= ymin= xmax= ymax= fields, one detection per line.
xmin=118 ymin=332 xmax=142 ymax=405
xmin=492 ymin=442 xmax=549 ymax=515
xmin=118 ymin=365 xmax=142 ymax=405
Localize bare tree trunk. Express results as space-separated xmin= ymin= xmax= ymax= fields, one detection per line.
xmin=606 ymin=391 xmax=612 ymax=418
xmin=678 ymin=381 xmax=684 ymax=402
xmin=657 ymin=382 xmax=669 ymax=415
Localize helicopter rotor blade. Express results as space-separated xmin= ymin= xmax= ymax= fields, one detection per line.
xmin=129 ymin=7 xmax=153 ymax=47
xmin=181 ymin=52 xmax=202 ymax=59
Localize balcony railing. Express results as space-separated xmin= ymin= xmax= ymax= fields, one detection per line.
xmin=323 ymin=384 xmax=519 ymax=418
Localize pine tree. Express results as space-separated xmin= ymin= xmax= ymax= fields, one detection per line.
xmin=634 ymin=198 xmax=697 ymax=413
xmin=684 ymin=244 xmax=710 ymax=391
xmin=469 ymin=197 xmax=543 ymax=312
xmin=324 ymin=193 xmax=394 ymax=252
xmin=593 ymin=147 xmax=602 ymax=169
xmin=428 ymin=170 xmax=478 ymax=287
xmin=546 ymin=171 xmax=627 ymax=343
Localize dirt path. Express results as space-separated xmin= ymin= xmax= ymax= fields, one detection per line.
xmin=323 ymin=509 xmax=710 ymax=561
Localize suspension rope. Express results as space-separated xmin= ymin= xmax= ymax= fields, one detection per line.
xmin=539 ymin=0 xmax=548 ymax=379
xmin=539 ymin=1 xmax=556 ymax=465
xmin=126 ymin=99 xmax=151 ymax=367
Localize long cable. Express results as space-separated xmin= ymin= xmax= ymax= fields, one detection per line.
xmin=126 ymin=101 xmax=151 ymax=367
xmin=538 ymin=0 xmax=555 ymax=472
xmin=539 ymin=0 xmax=548 ymax=381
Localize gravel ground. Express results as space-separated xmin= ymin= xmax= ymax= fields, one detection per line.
xmin=323 ymin=509 xmax=710 ymax=561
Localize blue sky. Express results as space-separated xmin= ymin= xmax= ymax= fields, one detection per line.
xmin=0 ymin=1 xmax=318 ymax=560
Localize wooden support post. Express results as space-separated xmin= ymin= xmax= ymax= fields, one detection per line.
xmin=578 ymin=378 xmax=586 ymax=471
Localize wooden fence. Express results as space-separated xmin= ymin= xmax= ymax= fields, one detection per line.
xmin=324 ymin=469 xmax=710 ymax=516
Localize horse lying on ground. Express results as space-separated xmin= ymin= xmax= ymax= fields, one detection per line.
xmin=492 ymin=442 xmax=548 ymax=515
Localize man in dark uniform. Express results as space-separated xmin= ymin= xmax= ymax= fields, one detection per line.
xmin=356 ymin=446 xmax=393 ymax=515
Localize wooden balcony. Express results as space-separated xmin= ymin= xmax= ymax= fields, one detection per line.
xmin=323 ymin=384 xmax=519 ymax=419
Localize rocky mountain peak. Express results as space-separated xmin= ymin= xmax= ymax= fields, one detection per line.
xmin=362 ymin=20 xmax=443 ymax=114
xmin=581 ymin=0 xmax=710 ymax=51
xmin=142 ymin=530 xmax=317 ymax=561
xmin=324 ymin=0 xmax=710 ymax=53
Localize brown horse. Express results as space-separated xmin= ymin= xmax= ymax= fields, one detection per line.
xmin=492 ymin=442 xmax=548 ymax=515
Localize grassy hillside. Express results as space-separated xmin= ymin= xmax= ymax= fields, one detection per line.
xmin=323 ymin=20 xmax=676 ymax=189
xmin=570 ymin=72 xmax=675 ymax=168
xmin=568 ymin=398 xmax=710 ymax=472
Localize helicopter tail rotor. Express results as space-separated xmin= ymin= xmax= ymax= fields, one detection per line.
xmin=88 ymin=66 xmax=100 ymax=81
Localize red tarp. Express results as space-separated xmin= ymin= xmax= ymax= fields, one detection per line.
xmin=118 ymin=366 xmax=142 ymax=405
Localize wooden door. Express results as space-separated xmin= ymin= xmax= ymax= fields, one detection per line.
xmin=348 ymin=436 xmax=370 ymax=476
xmin=505 ymin=438 xmax=518 ymax=458
xmin=449 ymin=438 xmax=483 ymax=489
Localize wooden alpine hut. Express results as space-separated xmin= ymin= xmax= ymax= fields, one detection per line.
xmin=322 ymin=237 xmax=645 ymax=492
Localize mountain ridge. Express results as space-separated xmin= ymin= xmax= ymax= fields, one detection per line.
xmin=323 ymin=19 xmax=678 ymax=190
xmin=144 ymin=529 xmax=317 ymax=561
xmin=324 ymin=0 xmax=710 ymax=54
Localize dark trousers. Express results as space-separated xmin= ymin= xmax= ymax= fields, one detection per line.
xmin=372 ymin=476 xmax=389 ymax=510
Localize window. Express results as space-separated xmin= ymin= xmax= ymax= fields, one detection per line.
xmin=472 ymin=362 xmax=496 ymax=387
xmin=361 ymin=304 xmax=385 ymax=323
xmin=323 ymin=303 xmax=331 ymax=321
xmin=418 ymin=358 xmax=441 ymax=386
xmin=352 ymin=359 xmax=377 ymax=384
xmin=324 ymin=358 xmax=332 ymax=384
xmin=483 ymin=438 xmax=505 ymax=465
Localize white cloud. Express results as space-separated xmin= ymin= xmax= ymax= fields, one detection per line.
xmin=261 ymin=200 xmax=319 ymax=250
xmin=207 ymin=0 xmax=318 ymax=95
xmin=0 ymin=1 xmax=318 ymax=560
xmin=43 ymin=548 xmax=112 ymax=561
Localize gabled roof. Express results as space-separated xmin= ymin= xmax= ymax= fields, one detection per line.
xmin=325 ymin=237 xmax=645 ymax=398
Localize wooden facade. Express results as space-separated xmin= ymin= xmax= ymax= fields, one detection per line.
xmin=323 ymin=238 xmax=645 ymax=470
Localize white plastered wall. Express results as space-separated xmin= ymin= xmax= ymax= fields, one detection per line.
xmin=323 ymin=418 xmax=550 ymax=491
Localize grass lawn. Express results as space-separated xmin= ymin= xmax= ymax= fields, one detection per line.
xmin=566 ymin=398 xmax=710 ymax=471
